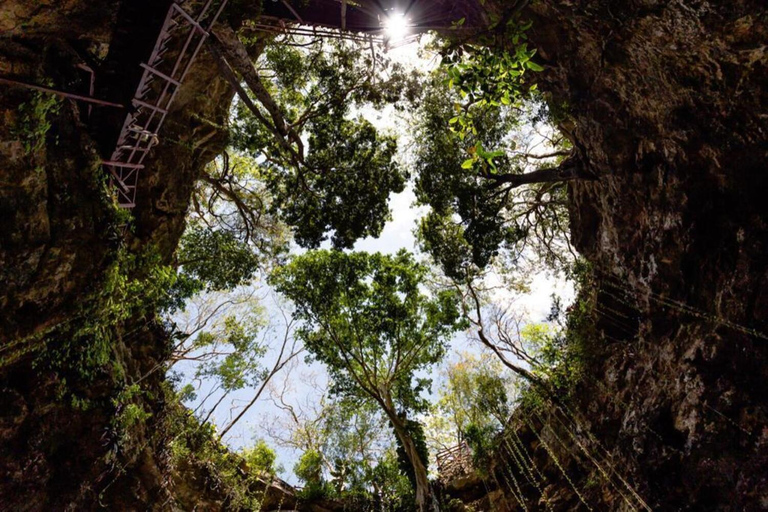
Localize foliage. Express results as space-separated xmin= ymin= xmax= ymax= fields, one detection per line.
xmin=433 ymin=352 xmax=513 ymax=444
xmin=113 ymin=384 xmax=152 ymax=428
xmin=242 ymin=439 xmax=280 ymax=476
xmin=295 ymin=447 xmax=325 ymax=485
xmin=229 ymin=37 xmax=419 ymax=249
xmin=463 ymin=422 xmax=497 ymax=472
xmin=393 ymin=418 xmax=429 ymax=488
xmin=187 ymin=315 xmax=268 ymax=393
xmin=270 ymin=250 xmax=464 ymax=414
xmin=321 ymin=399 xmax=387 ymax=494
xmin=164 ymin=395 xmax=274 ymax=510
xmin=296 ymin=441 xmax=415 ymax=511
xmin=411 ymin=14 xmax=575 ymax=280
xmin=368 ymin=448 xmax=416 ymax=511
xmin=35 ymin=246 xmax=184 ymax=384
xmin=176 ymin=224 xmax=262 ymax=292
xmin=441 ymin=17 xmax=539 ymax=147
xmin=190 ymin=153 xmax=289 ymax=271
xmin=294 ymin=448 xmax=337 ymax=501
xmin=111 ymin=383 xmax=153 ymax=451
xmin=271 ymin=249 xmax=465 ymax=508
xmin=425 ymin=352 xmax=514 ymax=481
xmin=264 ymin=115 xmax=403 ymax=249
xmin=414 ymin=77 xmax=573 ymax=279
xmin=263 ymin=388 xmax=411 ymax=505
xmin=518 ymin=260 xmax=597 ymax=407
xmin=13 ymin=91 xmax=61 ymax=154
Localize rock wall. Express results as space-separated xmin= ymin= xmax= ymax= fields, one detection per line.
xmin=469 ymin=1 xmax=768 ymax=510
xmin=0 ymin=0 xmax=244 ymax=508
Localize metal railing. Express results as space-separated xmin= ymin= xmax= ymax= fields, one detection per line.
xmin=105 ymin=0 xmax=229 ymax=209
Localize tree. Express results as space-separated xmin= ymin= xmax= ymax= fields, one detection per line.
xmin=438 ymin=269 xmax=593 ymax=410
xmin=453 ymin=277 xmax=551 ymax=395
xmin=211 ymin=26 xmax=419 ymax=249
xmin=262 ymin=372 xmax=386 ymax=493
xmin=169 ymin=290 xmax=303 ymax=434
xmin=176 ymin=222 xmax=263 ymax=292
xmin=241 ymin=438 xmax=281 ymax=476
xmin=414 ymin=76 xmax=577 ymax=279
xmin=414 ymin=17 xmax=585 ymax=279
xmin=368 ymin=447 xmax=416 ymax=511
xmin=294 ymin=448 xmax=328 ymax=498
xmin=262 ymin=373 xmax=411 ymax=507
xmin=170 ymin=312 xmax=268 ymax=418
xmin=270 ymin=250 xmax=465 ymax=511
xmin=187 ymin=152 xmax=289 ymax=274
xmin=435 ymin=352 xmax=513 ymax=443
xmin=322 ymin=399 xmax=390 ymax=497
xmin=424 ymin=352 xmax=515 ymax=476
xmin=288 ymin=399 xmax=391 ymax=502
xmin=260 ymin=368 xmax=332 ymax=459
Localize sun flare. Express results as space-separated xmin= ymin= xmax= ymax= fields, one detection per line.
xmin=384 ymin=12 xmax=409 ymax=41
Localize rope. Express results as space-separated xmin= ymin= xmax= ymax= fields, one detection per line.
xmin=596 ymin=269 xmax=768 ymax=342
xmin=521 ymin=408 xmax=594 ymax=511
xmin=535 ymin=407 xmax=641 ymax=511
xmin=501 ymin=434 xmax=552 ymax=511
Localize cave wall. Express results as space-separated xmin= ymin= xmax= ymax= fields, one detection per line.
xmin=477 ymin=0 xmax=768 ymax=510
xmin=0 ymin=0 xmax=243 ymax=508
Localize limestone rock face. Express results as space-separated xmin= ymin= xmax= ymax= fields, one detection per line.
xmin=0 ymin=0 xmax=117 ymax=40
xmin=0 ymin=10 xmax=119 ymax=348
xmin=0 ymin=0 xmax=237 ymax=508
xmin=470 ymin=1 xmax=768 ymax=510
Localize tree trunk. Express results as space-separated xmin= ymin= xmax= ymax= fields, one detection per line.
xmin=383 ymin=401 xmax=433 ymax=512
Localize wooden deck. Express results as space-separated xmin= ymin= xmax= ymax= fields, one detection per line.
xmin=437 ymin=441 xmax=474 ymax=481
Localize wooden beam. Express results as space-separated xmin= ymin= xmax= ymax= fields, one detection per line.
xmin=280 ymin=0 xmax=304 ymax=23
xmin=341 ymin=0 xmax=347 ymax=30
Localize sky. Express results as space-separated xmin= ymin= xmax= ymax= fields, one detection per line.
xmin=173 ymin=35 xmax=575 ymax=484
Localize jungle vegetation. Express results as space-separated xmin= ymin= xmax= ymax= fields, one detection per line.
xmin=112 ymin=15 xmax=589 ymax=512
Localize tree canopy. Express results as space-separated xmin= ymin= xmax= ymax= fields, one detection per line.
xmin=414 ymin=76 xmax=575 ymax=280
xmin=217 ymin=27 xmax=419 ymax=249
xmin=270 ymin=250 xmax=464 ymax=410
xmin=162 ymin=16 xmax=593 ymax=510
xmin=270 ymin=249 xmax=466 ymax=510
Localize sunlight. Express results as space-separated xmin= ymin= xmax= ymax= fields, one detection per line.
xmin=383 ymin=12 xmax=409 ymax=42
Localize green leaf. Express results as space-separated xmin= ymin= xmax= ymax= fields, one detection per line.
xmin=461 ymin=159 xmax=475 ymax=169
xmin=526 ymin=61 xmax=545 ymax=72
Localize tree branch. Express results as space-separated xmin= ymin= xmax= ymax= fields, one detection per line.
xmin=211 ymin=25 xmax=305 ymax=160
xmin=220 ymin=318 xmax=303 ymax=437
xmin=486 ymin=155 xmax=591 ymax=189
